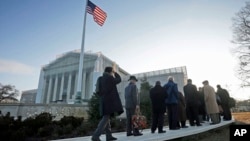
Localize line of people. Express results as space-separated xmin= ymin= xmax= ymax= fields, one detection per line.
xmin=149 ymin=77 xmax=232 ymax=135
xmin=91 ymin=66 xmax=232 ymax=141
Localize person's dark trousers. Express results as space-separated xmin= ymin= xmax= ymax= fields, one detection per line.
xmin=221 ymin=104 xmax=232 ymax=120
xmin=177 ymin=121 xmax=187 ymax=128
xmin=186 ymin=104 xmax=200 ymax=126
xmin=151 ymin=112 xmax=165 ymax=132
xmin=177 ymin=121 xmax=180 ymax=128
xmin=167 ymin=104 xmax=178 ymax=129
xmin=126 ymin=108 xmax=135 ymax=135
xmin=181 ymin=121 xmax=187 ymax=127
xmin=92 ymin=115 xmax=111 ymax=140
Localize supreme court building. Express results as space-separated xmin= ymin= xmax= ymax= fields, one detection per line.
xmin=35 ymin=50 xmax=129 ymax=104
xmin=35 ymin=50 xmax=188 ymax=105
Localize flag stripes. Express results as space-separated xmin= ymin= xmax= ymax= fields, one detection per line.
xmin=86 ymin=0 xmax=107 ymax=26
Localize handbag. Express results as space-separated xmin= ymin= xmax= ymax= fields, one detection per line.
xmin=132 ymin=107 xmax=147 ymax=130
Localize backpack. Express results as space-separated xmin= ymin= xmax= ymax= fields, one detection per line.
xmin=95 ymin=76 xmax=102 ymax=96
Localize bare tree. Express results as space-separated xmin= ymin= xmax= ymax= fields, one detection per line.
xmin=0 ymin=84 xmax=19 ymax=102
xmin=232 ymin=1 xmax=250 ymax=87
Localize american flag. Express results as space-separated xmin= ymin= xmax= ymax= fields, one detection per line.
xmin=86 ymin=0 xmax=107 ymax=26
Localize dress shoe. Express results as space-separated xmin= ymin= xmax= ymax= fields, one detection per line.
xmin=127 ymin=133 xmax=133 ymax=136
xmin=182 ymin=126 xmax=188 ymax=128
xmin=151 ymin=130 xmax=155 ymax=134
xmin=158 ymin=130 xmax=166 ymax=133
xmin=106 ymin=136 xmax=117 ymax=141
xmin=196 ymin=124 xmax=202 ymax=126
xmin=134 ymin=132 xmax=143 ymax=136
xmin=91 ymin=137 xmax=101 ymax=141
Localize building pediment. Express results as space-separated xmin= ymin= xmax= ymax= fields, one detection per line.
xmin=43 ymin=52 xmax=99 ymax=71
xmin=44 ymin=52 xmax=80 ymax=70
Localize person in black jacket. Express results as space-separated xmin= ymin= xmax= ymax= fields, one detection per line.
xmin=216 ymin=85 xmax=232 ymax=121
xmin=150 ymin=81 xmax=167 ymax=133
xmin=177 ymin=91 xmax=188 ymax=128
xmin=183 ymin=79 xmax=202 ymax=126
xmin=197 ymin=87 xmax=207 ymax=122
xmin=91 ymin=66 xmax=124 ymax=141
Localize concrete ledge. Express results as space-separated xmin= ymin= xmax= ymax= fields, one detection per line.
xmin=52 ymin=120 xmax=234 ymax=141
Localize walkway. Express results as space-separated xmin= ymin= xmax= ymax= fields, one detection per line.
xmin=52 ymin=120 xmax=234 ymax=141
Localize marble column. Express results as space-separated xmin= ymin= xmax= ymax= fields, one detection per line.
xmin=67 ymin=72 xmax=72 ymax=102
xmin=86 ymin=72 xmax=93 ymax=99
xmin=42 ymin=77 xmax=47 ymax=103
xmin=86 ymin=72 xmax=89 ymax=99
xmin=52 ymin=75 xmax=58 ymax=102
xmin=73 ymin=72 xmax=78 ymax=100
xmin=81 ymin=72 xmax=86 ymax=99
xmin=59 ymin=73 xmax=64 ymax=100
xmin=46 ymin=76 xmax=52 ymax=103
xmin=36 ymin=69 xmax=45 ymax=103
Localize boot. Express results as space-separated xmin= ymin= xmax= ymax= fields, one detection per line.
xmin=133 ymin=128 xmax=143 ymax=136
xmin=91 ymin=136 xmax=101 ymax=141
xmin=106 ymin=135 xmax=117 ymax=141
xmin=158 ymin=126 xmax=166 ymax=133
xmin=181 ymin=121 xmax=188 ymax=128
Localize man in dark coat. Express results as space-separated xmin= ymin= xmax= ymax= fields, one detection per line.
xmin=177 ymin=91 xmax=188 ymax=128
xmin=150 ymin=81 xmax=167 ymax=133
xmin=183 ymin=79 xmax=202 ymax=126
xmin=125 ymin=75 xmax=143 ymax=136
xmin=91 ymin=66 xmax=124 ymax=141
xmin=216 ymin=85 xmax=232 ymax=121
xmin=197 ymin=87 xmax=207 ymax=122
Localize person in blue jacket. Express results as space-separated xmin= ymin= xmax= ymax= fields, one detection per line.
xmin=164 ymin=76 xmax=179 ymax=130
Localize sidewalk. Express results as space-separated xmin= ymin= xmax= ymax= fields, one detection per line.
xmin=51 ymin=120 xmax=234 ymax=141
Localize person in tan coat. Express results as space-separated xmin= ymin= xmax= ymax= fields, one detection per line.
xmin=202 ymin=80 xmax=220 ymax=125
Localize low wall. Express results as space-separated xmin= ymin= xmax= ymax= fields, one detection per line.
xmin=0 ymin=103 xmax=89 ymax=120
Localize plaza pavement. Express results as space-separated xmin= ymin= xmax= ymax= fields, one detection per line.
xmin=52 ymin=119 xmax=234 ymax=141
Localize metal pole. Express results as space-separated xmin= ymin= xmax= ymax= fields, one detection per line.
xmin=75 ymin=0 xmax=88 ymax=104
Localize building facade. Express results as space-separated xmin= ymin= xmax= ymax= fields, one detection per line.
xmin=119 ymin=66 xmax=188 ymax=105
xmin=34 ymin=50 xmax=188 ymax=106
xmin=20 ymin=89 xmax=37 ymax=104
xmin=35 ymin=50 xmax=129 ymax=104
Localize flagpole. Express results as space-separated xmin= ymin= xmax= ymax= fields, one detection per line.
xmin=75 ymin=0 xmax=88 ymax=104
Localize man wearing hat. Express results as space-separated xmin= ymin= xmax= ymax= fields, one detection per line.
xmin=125 ymin=75 xmax=143 ymax=136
